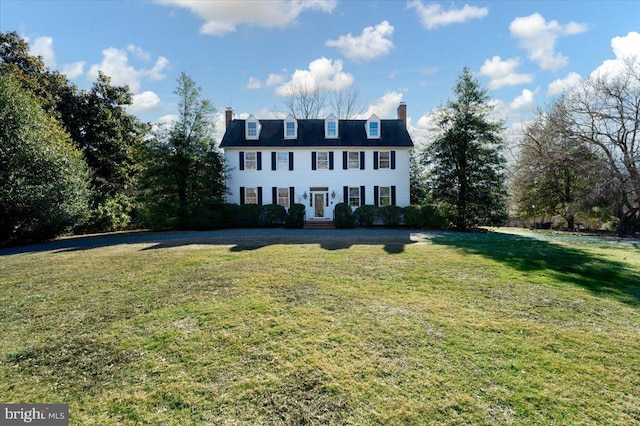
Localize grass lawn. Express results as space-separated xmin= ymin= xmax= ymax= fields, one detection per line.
xmin=1 ymin=228 xmax=639 ymax=425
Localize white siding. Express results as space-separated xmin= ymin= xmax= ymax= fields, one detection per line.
xmin=224 ymin=147 xmax=411 ymax=217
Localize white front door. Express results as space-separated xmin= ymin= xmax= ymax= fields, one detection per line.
xmin=314 ymin=193 xmax=325 ymax=218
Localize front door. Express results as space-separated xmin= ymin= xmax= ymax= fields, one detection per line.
xmin=314 ymin=193 xmax=324 ymax=218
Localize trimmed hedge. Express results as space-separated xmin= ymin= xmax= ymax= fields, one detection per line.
xmin=334 ymin=203 xmax=355 ymax=228
xmin=285 ymin=203 xmax=306 ymax=229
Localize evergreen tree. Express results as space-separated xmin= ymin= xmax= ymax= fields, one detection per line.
xmin=139 ymin=72 xmax=225 ymax=228
xmin=424 ymin=67 xmax=508 ymax=230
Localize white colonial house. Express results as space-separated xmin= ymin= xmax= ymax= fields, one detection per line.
xmin=220 ymin=103 xmax=414 ymax=222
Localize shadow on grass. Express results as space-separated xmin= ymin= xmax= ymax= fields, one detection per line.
xmin=0 ymin=229 xmax=417 ymax=256
xmin=430 ymin=232 xmax=640 ymax=306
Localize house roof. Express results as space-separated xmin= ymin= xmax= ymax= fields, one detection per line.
xmin=220 ymin=119 xmax=414 ymax=148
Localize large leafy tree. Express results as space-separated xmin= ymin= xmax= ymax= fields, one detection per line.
xmin=140 ymin=72 xmax=225 ymax=228
xmin=424 ymin=67 xmax=508 ymax=230
xmin=512 ymin=100 xmax=607 ymax=229
xmin=0 ymin=71 xmax=90 ymax=244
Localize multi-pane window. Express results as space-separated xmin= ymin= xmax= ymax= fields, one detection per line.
xmin=378 ymin=151 xmax=390 ymax=169
xmin=317 ymin=152 xmax=329 ymax=169
xmin=349 ymin=187 xmax=360 ymax=207
xmin=244 ymin=152 xmax=257 ymax=170
xmin=348 ymin=152 xmax=360 ymax=169
xmin=277 ymin=188 xmax=290 ymax=208
xmin=379 ymin=186 xmax=391 ymax=207
xmin=369 ymin=121 xmax=379 ymax=137
xmin=245 ymin=187 xmax=258 ymax=204
xmin=277 ymin=152 xmax=288 ymax=170
xmin=327 ymin=121 xmax=337 ymax=137
xmin=285 ymin=121 xmax=295 ymax=137
xmin=247 ymin=121 xmax=257 ymax=137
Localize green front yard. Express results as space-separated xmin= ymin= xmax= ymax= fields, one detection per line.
xmin=1 ymin=229 xmax=638 ymax=424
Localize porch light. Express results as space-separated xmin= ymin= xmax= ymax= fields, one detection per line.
xmin=303 ymin=191 xmax=308 ymax=200
xmin=331 ymin=191 xmax=336 ymax=199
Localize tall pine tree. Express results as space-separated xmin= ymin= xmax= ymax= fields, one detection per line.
xmin=424 ymin=67 xmax=507 ymax=231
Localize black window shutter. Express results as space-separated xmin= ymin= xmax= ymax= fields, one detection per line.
xmin=329 ymin=152 xmax=334 ymax=170
xmin=360 ymin=185 xmax=366 ymax=206
xmin=391 ymin=151 xmax=396 ymax=169
xmin=391 ymin=186 xmax=397 ymax=206
xmin=342 ymin=151 xmax=348 ymax=169
xmin=360 ymin=151 xmax=365 ymax=170
xmin=271 ymin=152 xmax=276 ymax=170
xmin=272 ymin=187 xmax=277 ymax=204
xmin=343 ymin=186 xmax=348 ymax=203
xmin=239 ymin=187 xmax=245 ymax=205
xmin=374 ymin=186 xmax=379 ymax=207
xmin=289 ymin=187 xmax=295 ymax=207
xmin=289 ymin=152 xmax=294 ymax=170
xmin=311 ymin=152 xmax=317 ymax=170
xmin=257 ymin=152 xmax=262 ymax=170
xmin=257 ymin=187 xmax=263 ymax=205
xmin=239 ymin=152 xmax=245 ymax=170
xmin=373 ymin=151 xmax=379 ymax=170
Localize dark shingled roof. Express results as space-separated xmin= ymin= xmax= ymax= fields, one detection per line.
xmin=220 ymin=119 xmax=414 ymax=148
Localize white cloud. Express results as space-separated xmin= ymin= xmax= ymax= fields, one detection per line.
xmin=509 ymin=88 xmax=537 ymax=111
xmin=360 ymin=91 xmax=403 ymax=119
xmin=244 ymin=76 xmax=263 ymax=90
xmin=155 ymin=0 xmax=336 ymax=35
xmin=60 ymin=61 xmax=86 ymax=79
xmin=408 ymin=1 xmax=488 ymax=30
xmin=129 ymin=91 xmax=162 ymax=113
xmin=126 ymin=44 xmax=152 ymax=62
xmin=591 ymin=31 xmax=640 ymax=79
xmin=547 ymin=72 xmax=582 ymax=96
xmin=509 ymin=13 xmax=588 ymax=71
xmin=326 ymin=21 xmax=394 ymax=62
xmin=87 ymin=46 xmax=169 ymax=92
xmin=266 ymin=73 xmax=286 ymax=87
xmin=479 ymin=56 xmax=534 ymax=89
xmin=29 ymin=36 xmax=56 ymax=67
xmin=275 ymin=57 xmax=354 ymax=96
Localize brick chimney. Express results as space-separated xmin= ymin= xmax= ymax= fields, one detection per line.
xmin=225 ymin=107 xmax=233 ymax=129
xmin=397 ymin=102 xmax=407 ymax=127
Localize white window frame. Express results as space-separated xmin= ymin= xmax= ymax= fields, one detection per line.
xmin=284 ymin=114 xmax=297 ymax=139
xmin=325 ymin=114 xmax=338 ymax=139
xmin=378 ymin=151 xmax=390 ymax=169
xmin=366 ymin=114 xmax=380 ymax=139
xmin=348 ymin=187 xmax=360 ymax=207
xmin=244 ymin=152 xmax=257 ymax=170
xmin=379 ymin=186 xmax=391 ymax=207
xmin=277 ymin=187 xmax=290 ymax=208
xmin=276 ymin=152 xmax=289 ymax=170
xmin=245 ymin=187 xmax=258 ymax=204
xmin=348 ymin=151 xmax=360 ymax=169
xmin=316 ymin=151 xmax=329 ymax=170
xmin=246 ymin=115 xmax=260 ymax=140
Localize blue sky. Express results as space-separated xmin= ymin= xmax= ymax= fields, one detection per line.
xmin=1 ymin=0 xmax=639 ymax=144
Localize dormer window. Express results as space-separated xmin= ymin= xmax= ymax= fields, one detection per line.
xmin=246 ymin=115 xmax=261 ymax=140
xmin=325 ymin=114 xmax=339 ymax=139
xmin=366 ymin=114 xmax=380 ymax=139
xmin=284 ymin=114 xmax=297 ymax=139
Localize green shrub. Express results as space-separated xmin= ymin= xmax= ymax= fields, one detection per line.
xmin=379 ymin=205 xmax=403 ymax=227
xmin=285 ymin=203 xmax=306 ymax=229
xmin=403 ymin=206 xmax=423 ymax=228
xmin=334 ymin=203 xmax=355 ymax=229
xmin=261 ymin=204 xmax=287 ymax=227
xmin=235 ymin=204 xmax=262 ymax=228
xmin=354 ymin=205 xmax=378 ymax=227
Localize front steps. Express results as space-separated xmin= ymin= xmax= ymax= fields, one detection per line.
xmin=304 ymin=220 xmax=336 ymax=229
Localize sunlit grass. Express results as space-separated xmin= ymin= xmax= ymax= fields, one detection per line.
xmin=1 ymin=230 xmax=639 ymax=424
